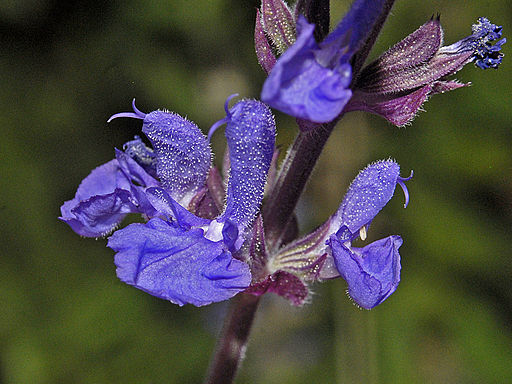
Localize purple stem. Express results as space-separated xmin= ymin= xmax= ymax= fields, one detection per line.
xmin=204 ymin=294 xmax=261 ymax=384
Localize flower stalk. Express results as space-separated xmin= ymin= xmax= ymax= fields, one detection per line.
xmin=204 ymin=294 xmax=261 ymax=384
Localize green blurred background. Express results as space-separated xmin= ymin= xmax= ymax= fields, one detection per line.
xmin=1 ymin=0 xmax=511 ymax=383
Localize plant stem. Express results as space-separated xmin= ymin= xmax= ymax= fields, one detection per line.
xmin=204 ymin=294 xmax=261 ymax=384
xmin=263 ymin=119 xmax=338 ymax=249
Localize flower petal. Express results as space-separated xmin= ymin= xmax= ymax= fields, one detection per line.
xmin=60 ymin=156 xmax=159 ymax=237
xmin=261 ymin=17 xmax=352 ymax=123
xmin=145 ymin=187 xmax=211 ymax=229
xmin=141 ymin=110 xmax=212 ymax=206
xmin=331 ymin=160 xmax=401 ymax=238
xmin=61 ymin=186 xmax=136 ymax=238
xmin=441 ymin=17 xmax=506 ymax=70
xmin=122 ymin=136 xmax=157 ymax=178
xmin=109 ymin=218 xmax=251 ymax=306
xmin=329 ymin=234 xmax=402 ymax=309
xmin=219 ymin=99 xmax=276 ymax=233
xmin=322 ymin=0 xmax=395 ymax=61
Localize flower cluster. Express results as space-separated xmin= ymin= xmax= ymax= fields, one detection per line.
xmin=61 ymin=0 xmax=504 ymax=309
xmin=259 ymin=1 xmax=505 ymax=126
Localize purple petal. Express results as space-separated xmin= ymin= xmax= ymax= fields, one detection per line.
xmin=109 ymin=218 xmax=251 ymax=306
xmin=331 ymin=160 xmax=401 ymax=238
xmin=261 ymin=17 xmax=352 ymax=123
xmin=145 ymin=187 xmax=210 ymax=229
xmin=61 ymin=187 xmax=137 ymax=238
xmin=245 ymin=271 xmax=309 ymax=306
xmin=141 ymin=110 xmax=212 ymax=206
xmin=115 ymin=148 xmax=160 ymax=189
xmin=219 ymin=99 xmax=276 ymax=233
xmin=294 ymin=0 xmax=330 ymax=41
xmin=442 ymin=17 xmax=506 ymax=70
xmin=255 ymin=8 xmax=277 ymax=74
xmin=122 ymin=136 xmax=157 ymax=178
xmin=329 ymin=234 xmax=402 ymax=309
xmin=60 ymin=157 xmax=159 ymax=237
xmin=321 ymin=0 xmax=396 ymax=68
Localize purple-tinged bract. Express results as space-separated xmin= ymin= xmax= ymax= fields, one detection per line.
xmin=346 ymin=17 xmax=506 ymax=126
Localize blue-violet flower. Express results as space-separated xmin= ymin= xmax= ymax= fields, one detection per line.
xmin=261 ymin=0 xmax=395 ymax=122
xmin=61 ymin=97 xmax=276 ymax=306
xmin=270 ymin=160 xmax=412 ymax=308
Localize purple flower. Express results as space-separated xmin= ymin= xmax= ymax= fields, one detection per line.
xmin=62 ymin=98 xmax=276 ymax=306
xmin=346 ymin=17 xmax=506 ymax=126
xmin=271 ymin=160 xmax=412 ymax=308
xmin=261 ymin=0 xmax=395 ymax=123
xmin=327 ymin=160 xmax=411 ymax=309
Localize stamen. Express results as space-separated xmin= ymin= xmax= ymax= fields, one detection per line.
xmin=397 ymin=170 xmax=413 ymax=208
xmin=207 ymin=116 xmax=230 ymax=141
xmin=107 ymin=98 xmax=147 ymax=122
xmin=207 ymin=94 xmax=239 ymax=141
xmin=359 ymin=226 xmax=367 ymax=241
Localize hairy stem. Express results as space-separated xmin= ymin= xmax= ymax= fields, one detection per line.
xmin=204 ymin=294 xmax=261 ymax=384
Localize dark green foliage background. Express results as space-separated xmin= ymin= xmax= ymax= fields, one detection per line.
xmin=1 ymin=0 xmax=511 ymax=383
